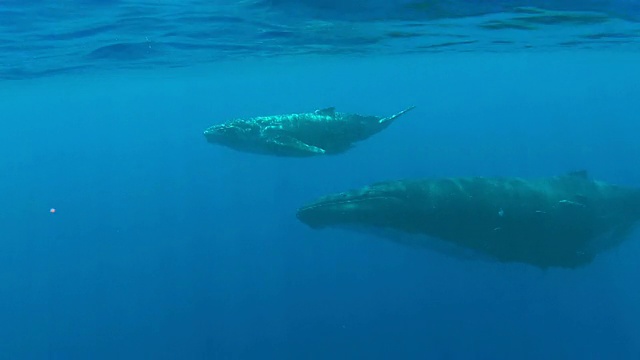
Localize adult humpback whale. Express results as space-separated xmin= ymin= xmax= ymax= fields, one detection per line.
xmin=296 ymin=172 xmax=640 ymax=268
xmin=203 ymin=106 xmax=415 ymax=157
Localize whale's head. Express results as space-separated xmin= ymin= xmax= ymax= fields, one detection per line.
xmin=203 ymin=119 xmax=261 ymax=151
xmin=296 ymin=181 xmax=423 ymax=230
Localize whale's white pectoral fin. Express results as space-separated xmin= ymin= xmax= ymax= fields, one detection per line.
xmin=268 ymin=135 xmax=326 ymax=154
xmin=314 ymin=107 xmax=336 ymax=118
xmin=379 ymin=105 xmax=416 ymax=124
xmin=262 ymin=125 xmax=284 ymax=136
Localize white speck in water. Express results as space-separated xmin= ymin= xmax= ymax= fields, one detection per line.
xmin=498 ymin=208 xmax=504 ymax=217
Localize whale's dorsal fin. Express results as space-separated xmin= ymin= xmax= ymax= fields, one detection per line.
xmin=567 ymin=170 xmax=589 ymax=179
xmin=314 ymin=107 xmax=336 ymax=117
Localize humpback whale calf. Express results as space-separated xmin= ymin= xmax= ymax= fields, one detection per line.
xmin=203 ymin=106 xmax=415 ymax=157
xmin=296 ymin=172 xmax=640 ymax=268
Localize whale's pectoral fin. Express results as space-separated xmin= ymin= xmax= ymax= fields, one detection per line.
xmin=379 ymin=106 xmax=416 ymax=124
xmin=314 ymin=107 xmax=336 ymax=118
xmin=263 ymin=125 xmax=284 ymax=136
xmin=268 ymin=135 xmax=326 ymax=155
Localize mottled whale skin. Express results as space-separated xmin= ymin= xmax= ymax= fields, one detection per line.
xmin=203 ymin=106 xmax=415 ymax=157
xmin=296 ymin=172 xmax=640 ymax=268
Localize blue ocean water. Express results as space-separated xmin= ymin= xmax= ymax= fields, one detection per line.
xmin=1 ymin=1 xmax=640 ymax=359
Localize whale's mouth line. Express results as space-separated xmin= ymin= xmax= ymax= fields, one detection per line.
xmin=299 ymin=196 xmax=396 ymax=211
